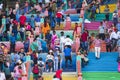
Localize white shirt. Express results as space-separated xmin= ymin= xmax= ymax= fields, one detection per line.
xmin=110 ymin=31 xmax=118 ymax=40
xmin=60 ymin=36 xmax=65 ymax=43
xmin=63 ymin=38 xmax=73 ymax=46
xmin=0 ymin=4 xmax=3 ymax=10
xmin=53 ymin=78 xmax=60 ymax=80
xmin=45 ymin=0 xmax=50 ymax=3
xmin=0 ymin=72 xmax=6 ymax=80
xmin=117 ymin=31 xmax=120 ymax=38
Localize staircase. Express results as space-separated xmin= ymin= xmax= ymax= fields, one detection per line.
xmin=82 ymin=52 xmax=118 ymax=72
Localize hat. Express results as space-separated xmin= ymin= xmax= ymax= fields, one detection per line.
xmin=49 ymin=50 xmax=53 ymax=53
xmin=17 ymin=60 xmax=22 ymax=64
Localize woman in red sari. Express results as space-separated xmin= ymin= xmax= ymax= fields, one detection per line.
xmin=73 ymin=23 xmax=82 ymax=40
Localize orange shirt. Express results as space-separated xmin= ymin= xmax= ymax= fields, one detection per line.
xmin=42 ymin=23 xmax=50 ymax=36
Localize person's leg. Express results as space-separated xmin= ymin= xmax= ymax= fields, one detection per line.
xmin=95 ymin=47 xmax=98 ymax=58
xmin=97 ymin=47 xmax=101 ymax=58
xmin=69 ymin=56 xmax=72 ymax=66
xmin=106 ymin=45 xmax=109 ymax=52
xmin=118 ymin=47 xmax=120 ymax=57
xmin=65 ymin=56 xmax=68 ymax=67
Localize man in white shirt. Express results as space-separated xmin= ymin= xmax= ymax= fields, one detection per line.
xmin=63 ymin=35 xmax=73 ymax=48
xmin=110 ymin=29 xmax=118 ymax=51
xmin=60 ymin=31 xmax=65 ymax=52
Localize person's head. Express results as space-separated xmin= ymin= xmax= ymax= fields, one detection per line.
xmin=100 ymin=21 xmax=103 ymax=26
xmin=60 ymin=31 xmax=64 ymax=36
xmin=47 ymin=30 xmax=50 ymax=33
xmin=91 ymin=33 xmax=95 ymax=37
xmin=20 ymin=48 xmax=24 ymax=53
xmin=31 ymin=15 xmax=34 ymax=18
xmin=49 ymin=50 xmax=53 ymax=55
xmin=78 ymin=73 xmax=82 ymax=77
xmin=53 ymin=30 xmax=56 ymax=35
xmin=75 ymin=23 xmax=78 ymax=27
xmin=66 ymin=35 xmax=70 ymax=38
xmin=39 ymin=57 xmax=43 ymax=61
xmin=96 ymin=35 xmax=99 ymax=39
xmin=77 ymin=51 xmax=81 ymax=55
xmin=38 ymin=76 xmax=44 ymax=80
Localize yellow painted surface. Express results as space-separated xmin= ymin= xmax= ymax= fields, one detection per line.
xmin=98 ymin=4 xmax=116 ymax=13
xmin=30 ymin=74 xmax=77 ymax=80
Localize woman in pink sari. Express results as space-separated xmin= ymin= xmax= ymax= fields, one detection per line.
xmin=80 ymin=8 xmax=84 ymax=18
xmin=64 ymin=14 xmax=71 ymax=30
xmin=51 ymin=31 xmax=58 ymax=49
xmin=75 ymin=35 xmax=80 ymax=53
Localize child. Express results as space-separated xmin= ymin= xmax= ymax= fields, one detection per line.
xmin=64 ymin=46 xmax=72 ymax=67
xmin=105 ymin=34 xmax=112 ymax=52
xmin=89 ymin=33 xmax=95 ymax=52
xmin=32 ymin=64 xmax=39 ymax=80
xmin=93 ymin=35 xmax=102 ymax=59
xmin=37 ymin=57 xmax=45 ymax=76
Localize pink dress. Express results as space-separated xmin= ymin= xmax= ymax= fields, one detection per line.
xmin=78 ymin=76 xmax=82 ymax=80
xmin=64 ymin=17 xmax=71 ymax=30
xmin=51 ymin=34 xmax=57 ymax=49
xmin=80 ymin=9 xmax=84 ymax=17
xmin=75 ymin=37 xmax=80 ymax=53
xmin=35 ymin=27 xmax=40 ymax=35
xmin=77 ymin=27 xmax=81 ymax=36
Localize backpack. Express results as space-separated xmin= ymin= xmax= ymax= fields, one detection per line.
xmin=32 ymin=65 xmax=39 ymax=74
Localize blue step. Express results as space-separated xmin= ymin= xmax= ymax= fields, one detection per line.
xmin=82 ymin=52 xmax=118 ymax=72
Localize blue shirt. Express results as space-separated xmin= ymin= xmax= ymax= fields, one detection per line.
xmin=117 ymin=23 xmax=120 ymax=31
xmin=64 ymin=47 xmax=71 ymax=56
xmin=35 ymin=16 xmax=41 ymax=22
xmin=10 ymin=35 xmax=16 ymax=44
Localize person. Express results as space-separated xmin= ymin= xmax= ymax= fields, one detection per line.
xmin=37 ymin=57 xmax=45 ymax=76
xmin=117 ymin=56 xmax=120 ymax=72
xmin=3 ymin=62 xmax=11 ymax=80
xmin=51 ymin=31 xmax=58 ymax=49
xmin=46 ymin=50 xmax=54 ymax=72
xmin=0 ymin=71 xmax=6 ymax=80
xmin=98 ymin=22 xmax=105 ymax=40
xmin=10 ymin=33 xmax=16 ymax=53
xmin=73 ymin=23 xmax=82 ymax=39
xmin=63 ymin=35 xmax=73 ymax=48
xmin=76 ymin=51 xmax=82 ymax=73
xmin=117 ymin=37 xmax=120 ymax=57
xmin=104 ymin=5 xmax=110 ymax=21
xmin=64 ymin=14 xmax=71 ymax=30
xmin=89 ymin=33 xmax=95 ymax=52
xmin=105 ymin=34 xmax=112 ymax=52
xmin=53 ymin=75 xmax=60 ymax=80
xmin=55 ymin=69 xmax=62 ymax=80
xmin=75 ymin=35 xmax=80 ymax=53
xmin=38 ymin=76 xmax=44 ymax=80
xmin=112 ymin=10 xmax=118 ymax=26
xmin=93 ymin=35 xmax=102 ymax=59
xmin=54 ymin=48 xmax=59 ymax=71
xmin=78 ymin=73 xmax=82 ymax=80
xmin=81 ymin=30 xmax=89 ymax=51
xmin=64 ymin=46 xmax=72 ymax=67
xmin=110 ymin=29 xmax=118 ymax=51
xmin=60 ymin=31 xmax=65 ymax=53
xmin=32 ymin=64 xmax=39 ymax=80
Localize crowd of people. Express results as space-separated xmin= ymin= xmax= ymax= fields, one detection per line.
xmin=0 ymin=0 xmax=120 ymax=80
